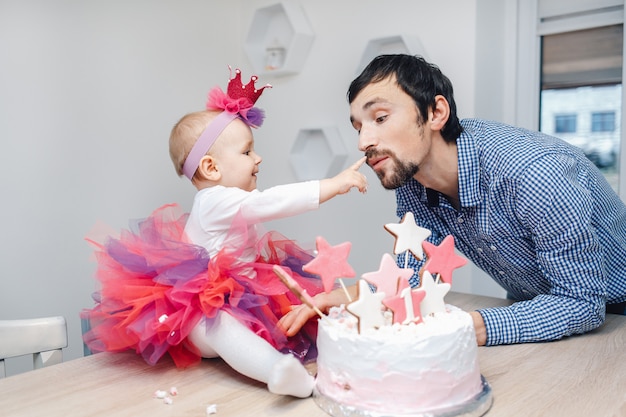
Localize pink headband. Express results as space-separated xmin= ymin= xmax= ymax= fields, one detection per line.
xmin=182 ymin=67 xmax=271 ymax=180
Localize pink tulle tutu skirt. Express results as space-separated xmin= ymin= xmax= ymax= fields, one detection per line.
xmin=81 ymin=204 xmax=323 ymax=368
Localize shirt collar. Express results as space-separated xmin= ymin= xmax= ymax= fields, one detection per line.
xmin=456 ymin=122 xmax=482 ymax=207
xmin=401 ymin=121 xmax=483 ymax=209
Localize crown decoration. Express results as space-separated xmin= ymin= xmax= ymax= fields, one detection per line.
xmin=227 ymin=68 xmax=271 ymax=104
xmin=206 ymin=66 xmax=272 ymax=128
xmin=182 ymin=66 xmax=272 ymax=180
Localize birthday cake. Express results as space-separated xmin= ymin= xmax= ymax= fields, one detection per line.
xmin=296 ymin=212 xmax=491 ymax=416
xmin=316 ymin=305 xmax=482 ymax=416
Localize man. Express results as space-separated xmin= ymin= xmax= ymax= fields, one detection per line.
xmin=281 ymin=54 xmax=626 ymax=346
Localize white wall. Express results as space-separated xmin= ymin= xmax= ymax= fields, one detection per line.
xmin=464 ymin=0 xmax=516 ymax=297
xmin=0 ymin=0 xmax=238 ymax=373
xmin=0 ymin=0 xmax=511 ymax=371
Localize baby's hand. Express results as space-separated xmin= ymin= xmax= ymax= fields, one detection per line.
xmin=319 ymin=156 xmax=368 ymax=203
xmin=278 ymin=287 xmax=352 ymax=336
xmin=278 ymin=304 xmax=317 ymax=337
xmin=334 ymin=156 xmax=368 ymax=194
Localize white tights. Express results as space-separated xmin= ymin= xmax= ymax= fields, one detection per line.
xmin=188 ymin=310 xmax=314 ymax=398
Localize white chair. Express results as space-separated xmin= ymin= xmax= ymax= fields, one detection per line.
xmin=0 ymin=316 xmax=68 ymax=378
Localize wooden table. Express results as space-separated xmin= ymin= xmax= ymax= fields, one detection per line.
xmin=1 ymin=292 xmax=624 ymax=417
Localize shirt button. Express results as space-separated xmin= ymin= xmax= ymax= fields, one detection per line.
xmin=476 ymin=248 xmax=483 ymax=253
xmin=458 ymin=217 xmax=464 ymax=223
xmin=490 ymin=245 xmax=497 ymax=251
xmin=499 ymin=271 xmax=505 ymax=275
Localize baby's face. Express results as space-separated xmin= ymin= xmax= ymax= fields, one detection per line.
xmin=212 ymin=119 xmax=262 ymax=191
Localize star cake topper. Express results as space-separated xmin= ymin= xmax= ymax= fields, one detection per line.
xmin=303 ymin=236 xmax=355 ymax=293
xmin=384 ymin=212 xmax=432 ymax=260
xmin=346 ymin=279 xmax=386 ymax=332
xmin=422 ymin=235 xmax=467 ymax=284
xmin=418 ymin=270 xmax=451 ymax=317
xmin=383 ymin=278 xmax=425 ymax=324
xmin=361 ymin=253 xmax=414 ymax=301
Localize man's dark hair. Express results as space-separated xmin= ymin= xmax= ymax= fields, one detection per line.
xmin=348 ymin=54 xmax=463 ymax=142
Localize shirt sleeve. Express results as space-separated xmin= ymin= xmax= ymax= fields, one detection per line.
xmin=478 ymin=153 xmax=608 ymax=345
xmin=237 ymin=180 xmax=320 ymax=222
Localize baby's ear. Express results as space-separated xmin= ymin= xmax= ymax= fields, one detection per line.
xmin=197 ymin=155 xmax=221 ymax=181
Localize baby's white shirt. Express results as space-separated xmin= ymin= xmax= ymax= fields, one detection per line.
xmin=184 ymin=181 xmax=320 ymax=261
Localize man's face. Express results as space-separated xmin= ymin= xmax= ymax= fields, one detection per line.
xmin=349 ymin=76 xmax=430 ymax=190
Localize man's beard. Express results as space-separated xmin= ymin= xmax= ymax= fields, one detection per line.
xmin=366 ymin=149 xmax=419 ymax=190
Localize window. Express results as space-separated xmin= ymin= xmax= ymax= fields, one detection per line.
xmin=540 ymin=24 xmax=622 ymax=192
xmin=592 ymin=111 xmax=616 ymax=132
xmin=517 ymin=1 xmax=625 ymax=197
xmin=555 ymin=114 xmax=577 ymax=133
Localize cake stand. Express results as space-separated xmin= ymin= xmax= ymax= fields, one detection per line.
xmin=313 ymin=375 xmax=493 ymax=417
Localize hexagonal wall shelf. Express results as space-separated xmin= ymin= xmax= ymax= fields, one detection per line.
xmin=290 ymin=127 xmax=348 ymax=181
xmin=244 ymin=2 xmax=315 ymax=76
xmin=356 ymin=35 xmax=428 ymax=74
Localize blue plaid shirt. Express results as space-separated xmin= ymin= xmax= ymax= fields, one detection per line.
xmin=396 ymin=119 xmax=626 ymax=345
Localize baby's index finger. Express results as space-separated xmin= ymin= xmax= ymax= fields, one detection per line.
xmin=350 ymin=156 xmax=367 ymax=170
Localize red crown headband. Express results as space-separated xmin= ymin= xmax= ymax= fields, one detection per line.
xmin=182 ymin=66 xmax=271 ymax=180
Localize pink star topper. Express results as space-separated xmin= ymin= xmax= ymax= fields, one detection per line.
xmin=382 ymin=294 xmax=407 ymax=324
xmin=382 ymin=277 xmax=410 ymax=323
xmin=422 ymin=235 xmax=467 ymax=284
xmin=303 ymin=236 xmax=355 ymax=293
xmin=383 ymin=285 xmax=426 ymax=325
xmin=362 ymin=253 xmax=414 ymax=301
xmin=384 ymin=212 xmax=432 ymax=260
xmin=404 ymin=287 xmax=426 ymax=323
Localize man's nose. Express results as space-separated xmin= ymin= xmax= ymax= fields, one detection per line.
xmin=358 ymin=126 xmax=376 ymax=152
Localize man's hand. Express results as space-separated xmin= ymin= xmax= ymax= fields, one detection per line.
xmin=470 ymin=311 xmax=487 ymax=346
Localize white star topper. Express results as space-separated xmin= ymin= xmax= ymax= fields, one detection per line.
xmin=419 ymin=270 xmax=450 ymax=316
xmin=346 ymin=279 xmax=386 ymax=332
xmin=384 ymin=212 xmax=431 ymax=260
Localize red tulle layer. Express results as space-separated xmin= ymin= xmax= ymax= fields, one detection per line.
xmin=81 ymin=204 xmax=322 ymax=368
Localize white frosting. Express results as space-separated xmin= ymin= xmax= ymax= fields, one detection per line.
xmin=315 ymin=306 xmax=482 ymax=414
